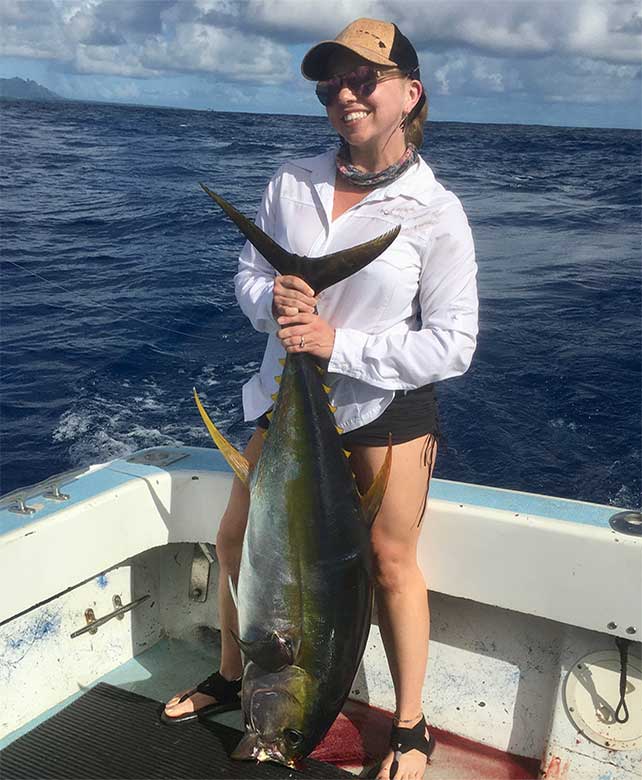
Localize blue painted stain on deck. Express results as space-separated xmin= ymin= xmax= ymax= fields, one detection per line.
xmin=96 ymin=574 xmax=108 ymax=589
xmin=7 ymin=613 xmax=61 ymax=649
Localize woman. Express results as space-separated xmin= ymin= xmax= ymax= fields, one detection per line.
xmin=163 ymin=17 xmax=478 ymax=780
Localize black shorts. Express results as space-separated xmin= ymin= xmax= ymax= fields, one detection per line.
xmin=256 ymin=383 xmax=439 ymax=447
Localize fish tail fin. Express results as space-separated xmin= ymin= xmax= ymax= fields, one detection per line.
xmin=361 ymin=434 xmax=392 ymax=528
xmin=200 ymin=184 xmax=400 ymax=293
xmin=193 ymin=388 xmax=251 ymax=487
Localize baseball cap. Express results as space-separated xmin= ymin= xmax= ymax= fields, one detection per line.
xmin=301 ymin=18 xmax=421 ymax=81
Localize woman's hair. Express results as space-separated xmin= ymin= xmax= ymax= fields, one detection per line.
xmin=404 ymin=90 xmax=428 ymax=149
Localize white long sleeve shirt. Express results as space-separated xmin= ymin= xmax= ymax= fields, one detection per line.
xmin=235 ymin=148 xmax=478 ymax=434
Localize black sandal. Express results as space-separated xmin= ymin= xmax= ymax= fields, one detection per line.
xmin=389 ymin=715 xmax=435 ymax=770
xmin=160 ymin=671 xmax=242 ymax=725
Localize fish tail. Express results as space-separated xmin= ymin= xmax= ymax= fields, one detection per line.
xmin=200 ymin=184 xmax=400 ymax=293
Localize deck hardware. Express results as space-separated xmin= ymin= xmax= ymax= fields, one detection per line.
xmin=1 ymin=465 xmax=91 ymax=514
xmin=609 ymin=511 xmax=642 ymax=536
xmin=127 ymin=449 xmax=189 ymax=468
xmin=6 ymin=496 xmax=37 ymax=515
xmin=190 ymin=542 xmax=215 ymax=602
xmin=84 ymin=608 xmax=98 ymax=635
xmin=112 ymin=594 xmax=124 ymax=618
xmin=70 ymin=594 xmax=150 ymax=638
xmin=43 ymin=484 xmax=70 ymax=501
xmin=607 ymin=622 xmax=617 ymax=630
xmin=626 ymin=626 xmax=637 ymax=635
xmin=564 ymin=649 xmax=642 ymax=749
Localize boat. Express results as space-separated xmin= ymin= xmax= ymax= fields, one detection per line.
xmin=1 ymin=444 xmax=640 ymax=778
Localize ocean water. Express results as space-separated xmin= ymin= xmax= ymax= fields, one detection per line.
xmin=0 ymin=99 xmax=640 ymax=508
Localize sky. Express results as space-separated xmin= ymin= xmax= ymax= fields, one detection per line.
xmin=1 ymin=0 xmax=641 ymax=128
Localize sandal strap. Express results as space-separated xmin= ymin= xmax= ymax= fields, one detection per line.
xmin=195 ymin=671 xmax=242 ymax=702
xmin=390 ymin=715 xmax=433 ymax=756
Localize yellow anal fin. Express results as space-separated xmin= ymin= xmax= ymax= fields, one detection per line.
xmin=361 ymin=434 xmax=392 ymax=528
xmin=193 ymin=388 xmax=250 ymax=487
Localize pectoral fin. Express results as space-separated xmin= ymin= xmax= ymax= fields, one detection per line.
xmin=231 ymin=630 xmax=299 ymax=672
xmin=228 ymin=574 xmax=238 ymax=609
xmin=193 ymin=388 xmax=250 ymax=486
xmin=361 ymin=434 xmax=392 ymax=528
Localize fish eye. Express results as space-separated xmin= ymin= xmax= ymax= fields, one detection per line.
xmin=283 ymin=728 xmax=304 ymax=747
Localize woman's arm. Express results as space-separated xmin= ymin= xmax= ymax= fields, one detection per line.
xmin=326 ymin=207 xmax=478 ymax=389
xmin=234 ymin=174 xmax=280 ymax=334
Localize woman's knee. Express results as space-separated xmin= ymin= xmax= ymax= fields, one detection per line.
xmin=371 ymin=539 xmax=417 ymax=593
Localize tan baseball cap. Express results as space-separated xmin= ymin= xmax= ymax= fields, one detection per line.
xmin=301 ymin=18 xmax=421 ymax=81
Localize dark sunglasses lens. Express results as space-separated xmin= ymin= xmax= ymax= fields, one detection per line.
xmin=316 ymin=66 xmax=378 ymax=106
xmin=315 ymin=83 xmax=330 ymax=106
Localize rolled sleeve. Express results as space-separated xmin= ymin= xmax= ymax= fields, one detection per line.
xmin=328 ymin=205 xmax=478 ymax=389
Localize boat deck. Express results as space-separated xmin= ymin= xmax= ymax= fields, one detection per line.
xmin=1 ymin=636 xmax=539 ymax=779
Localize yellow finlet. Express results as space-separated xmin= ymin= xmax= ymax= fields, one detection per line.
xmin=266 ymin=411 xmax=273 ymax=421
xmin=271 ymin=392 xmax=279 ymax=401
xmin=315 ymin=364 xmax=324 ymax=375
xmin=278 ymin=358 xmax=286 ymax=366
xmin=336 ymin=426 xmax=344 ymax=434
xmin=193 ymin=388 xmax=251 ymax=487
xmin=322 ymin=384 xmax=331 ymax=394
xmin=274 ymin=375 xmax=282 ymax=384
xmin=342 ymin=449 xmax=351 ymax=458
xmin=328 ymin=404 xmax=337 ymax=413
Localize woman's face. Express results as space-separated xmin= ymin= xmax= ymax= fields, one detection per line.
xmin=323 ymin=50 xmax=420 ymax=154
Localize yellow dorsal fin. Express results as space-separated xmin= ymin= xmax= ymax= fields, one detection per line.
xmin=274 ymin=375 xmax=282 ymax=384
xmin=193 ymin=388 xmax=251 ymax=487
xmin=278 ymin=358 xmax=286 ymax=366
xmin=322 ymin=384 xmax=331 ymax=394
xmin=360 ymin=434 xmax=392 ymax=528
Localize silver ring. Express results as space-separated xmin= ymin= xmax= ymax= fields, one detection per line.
xmin=299 ymin=336 xmax=305 ymax=348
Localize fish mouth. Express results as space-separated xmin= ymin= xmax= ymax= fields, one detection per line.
xmin=231 ymin=730 xmax=294 ymax=767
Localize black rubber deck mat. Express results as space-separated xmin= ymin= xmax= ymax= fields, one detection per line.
xmin=0 ymin=682 xmax=354 ymax=779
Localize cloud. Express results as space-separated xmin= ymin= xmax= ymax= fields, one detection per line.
xmin=0 ymin=0 xmax=639 ymax=121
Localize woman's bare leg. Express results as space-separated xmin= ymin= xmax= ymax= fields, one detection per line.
xmin=351 ymin=435 xmax=437 ymax=780
xmin=163 ymin=428 xmax=265 ymax=718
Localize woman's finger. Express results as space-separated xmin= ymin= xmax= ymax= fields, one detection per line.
xmin=277 ymin=312 xmax=315 ymax=326
xmin=279 ymin=275 xmax=315 ymax=297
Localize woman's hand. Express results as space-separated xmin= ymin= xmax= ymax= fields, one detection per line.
xmin=277 ymin=311 xmax=336 ymax=361
xmin=272 ymin=275 xmax=316 ymax=319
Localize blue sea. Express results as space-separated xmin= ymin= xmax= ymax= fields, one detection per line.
xmin=1 ymin=99 xmax=640 ymax=508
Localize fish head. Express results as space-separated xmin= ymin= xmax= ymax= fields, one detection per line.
xmin=234 ymin=661 xmax=318 ymax=765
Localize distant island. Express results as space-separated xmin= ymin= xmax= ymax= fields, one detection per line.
xmin=0 ymin=77 xmax=64 ymax=102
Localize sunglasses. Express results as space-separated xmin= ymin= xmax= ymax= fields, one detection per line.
xmin=315 ymin=65 xmax=415 ymax=107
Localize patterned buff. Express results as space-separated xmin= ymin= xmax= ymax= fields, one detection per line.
xmin=336 ymin=142 xmax=419 ymax=188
